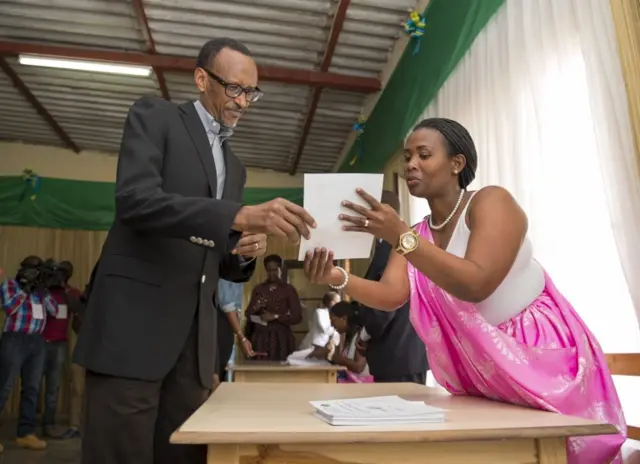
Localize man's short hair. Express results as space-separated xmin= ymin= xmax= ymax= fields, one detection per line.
xmin=196 ymin=38 xmax=252 ymax=70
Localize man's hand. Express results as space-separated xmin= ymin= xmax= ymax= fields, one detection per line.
xmin=260 ymin=311 xmax=277 ymax=322
xmin=232 ymin=198 xmax=316 ymax=244
xmin=232 ymin=232 xmax=267 ymax=258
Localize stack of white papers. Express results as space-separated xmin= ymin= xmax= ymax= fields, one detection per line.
xmin=310 ymin=395 xmax=445 ymax=426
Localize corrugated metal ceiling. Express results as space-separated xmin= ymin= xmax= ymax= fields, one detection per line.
xmin=0 ymin=69 xmax=61 ymax=147
xmin=0 ymin=0 xmax=417 ymax=172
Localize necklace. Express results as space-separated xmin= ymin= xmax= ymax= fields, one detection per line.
xmin=429 ymin=190 xmax=465 ymax=231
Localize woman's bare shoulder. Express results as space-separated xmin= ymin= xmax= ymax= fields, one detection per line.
xmin=468 ymin=186 xmax=527 ymax=229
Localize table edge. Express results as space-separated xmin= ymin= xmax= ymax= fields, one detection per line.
xmin=228 ymin=364 xmax=346 ymax=372
xmin=170 ymin=423 xmax=618 ymax=445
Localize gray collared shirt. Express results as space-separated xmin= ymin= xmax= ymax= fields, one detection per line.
xmin=193 ymin=100 xmax=233 ymax=200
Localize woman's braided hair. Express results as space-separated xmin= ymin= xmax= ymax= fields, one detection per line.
xmin=412 ymin=118 xmax=478 ymax=189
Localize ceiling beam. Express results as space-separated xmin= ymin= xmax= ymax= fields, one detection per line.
xmin=289 ymin=0 xmax=352 ymax=175
xmin=0 ymin=56 xmax=79 ymax=153
xmin=131 ymin=0 xmax=170 ymax=100
xmin=0 ymin=41 xmax=381 ymax=93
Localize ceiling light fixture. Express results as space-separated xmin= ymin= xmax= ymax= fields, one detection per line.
xmin=18 ymin=54 xmax=152 ymax=77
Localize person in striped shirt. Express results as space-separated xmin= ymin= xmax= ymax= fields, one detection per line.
xmin=0 ymin=256 xmax=57 ymax=452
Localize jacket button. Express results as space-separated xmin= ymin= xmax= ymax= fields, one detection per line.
xmin=201 ymin=275 xmax=206 ymax=283
xmin=196 ymin=238 xmax=203 ymax=244
xmin=190 ymin=236 xmax=197 ymax=243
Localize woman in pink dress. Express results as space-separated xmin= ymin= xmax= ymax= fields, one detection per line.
xmin=303 ymin=118 xmax=626 ymax=463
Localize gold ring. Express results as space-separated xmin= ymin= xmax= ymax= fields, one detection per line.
xmin=364 ymin=219 xmax=370 ymax=228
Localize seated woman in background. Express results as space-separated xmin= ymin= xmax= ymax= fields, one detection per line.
xmin=299 ymin=290 xmax=341 ymax=356
xmin=302 ymin=117 xmax=625 ymax=463
xmin=326 ymin=301 xmax=373 ymax=383
xmin=244 ymin=255 xmax=302 ymax=361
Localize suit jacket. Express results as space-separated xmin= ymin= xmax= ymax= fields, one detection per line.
xmin=73 ymin=97 xmax=255 ymax=389
xmin=358 ymin=240 xmax=428 ymax=379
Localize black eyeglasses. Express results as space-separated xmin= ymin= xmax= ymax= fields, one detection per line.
xmin=202 ymin=68 xmax=263 ymax=103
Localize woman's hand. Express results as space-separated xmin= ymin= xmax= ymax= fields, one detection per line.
xmin=340 ymin=188 xmax=411 ymax=245
xmin=303 ymin=248 xmax=344 ymax=285
xmin=240 ymin=338 xmax=256 ymax=358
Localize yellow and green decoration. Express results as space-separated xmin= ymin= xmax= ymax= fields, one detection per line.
xmin=349 ymin=115 xmax=367 ymax=166
xmin=404 ymin=10 xmax=426 ymax=55
xmin=21 ymin=169 xmax=41 ymax=201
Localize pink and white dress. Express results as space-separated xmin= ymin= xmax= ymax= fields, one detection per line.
xmin=407 ymin=193 xmax=626 ymax=463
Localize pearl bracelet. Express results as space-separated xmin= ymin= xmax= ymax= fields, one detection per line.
xmin=329 ymin=266 xmax=349 ymax=290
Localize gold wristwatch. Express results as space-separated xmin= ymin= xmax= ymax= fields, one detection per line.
xmin=396 ymin=229 xmax=419 ymax=255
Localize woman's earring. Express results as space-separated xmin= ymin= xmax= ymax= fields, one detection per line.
xmin=453 ymin=170 xmax=459 ymax=175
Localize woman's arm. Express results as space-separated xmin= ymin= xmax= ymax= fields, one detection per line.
xmin=307 ymin=187 xmax=526 ymax=307
xmin=332 ymin=346 xmax=367 ymax=374
xmin=323 ymin=252 xmax=411 ymax=312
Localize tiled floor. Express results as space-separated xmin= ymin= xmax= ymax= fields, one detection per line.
xmin=0 ymin=424 xmax=80 ymax=464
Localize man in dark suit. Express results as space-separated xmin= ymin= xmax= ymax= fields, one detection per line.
xmin=357 ymin=191 xmax=428 ymax=384
xmin=73 ymin=38 xmax=315 ymax=464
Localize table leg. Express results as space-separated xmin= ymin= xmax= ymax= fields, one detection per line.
xmin=207 ymin=444 xmax=239 ymax=464
xmin=536 ymin=437 xmax=567 ymax=464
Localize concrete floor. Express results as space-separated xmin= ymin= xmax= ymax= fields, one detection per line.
xmin=0 ymin=422 xmax=80 ymax=464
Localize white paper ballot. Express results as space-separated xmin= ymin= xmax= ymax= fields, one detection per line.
xmin=298 ymin=173 xmax=384 ymax=260
xmin=249 ymin=315 xmax=267 ymax=326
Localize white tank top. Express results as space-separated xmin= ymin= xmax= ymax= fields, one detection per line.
xmin=444 ymin=190 xmax=545 ymax=326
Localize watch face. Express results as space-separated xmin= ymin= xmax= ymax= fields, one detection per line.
xmin=401 ymin=233 xmax=418 ymax=249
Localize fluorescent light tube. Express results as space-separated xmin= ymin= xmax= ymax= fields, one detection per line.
xmin=18 ymin=55 xmax=152 ymax=77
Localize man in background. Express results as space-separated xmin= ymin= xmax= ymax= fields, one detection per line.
xmin=40 ymin=260 xmax=82 ymax=439
xmin=0 ymin=257 xmax=57 ymax=452
xmin=216 ymin=279 xmax=253 ymax=383
xmin=357 ymin=191 xmax=429 ymax=384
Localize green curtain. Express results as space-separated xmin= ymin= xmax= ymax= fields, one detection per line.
xmin=0 ymin=176 xmax=303 ymax=231
xmin=339 ymin=0 xmax=505 ymax=173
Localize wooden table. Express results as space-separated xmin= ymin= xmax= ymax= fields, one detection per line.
xmin=171 ymin=382 xmax=618 ymax=464
xmin=229 ymin=360 xmax=345 ymax=384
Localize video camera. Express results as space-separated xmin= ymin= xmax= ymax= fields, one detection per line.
xmin=40 ymin=259 xmax=66 ymax=288
xmin=16 ymin=256 xmax=70 ymax=292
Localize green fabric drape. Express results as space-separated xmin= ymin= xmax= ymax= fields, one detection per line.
xmin=339 ymin=0 xmax=505 ymax=173
xmin=0 ymin=176 xmax=303 ymax=231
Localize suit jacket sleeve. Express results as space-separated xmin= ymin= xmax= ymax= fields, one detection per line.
xmin=115 ymin=96 xmax=243 ymax=253
xmin=219 ymin=166 xmax=256 ymax=282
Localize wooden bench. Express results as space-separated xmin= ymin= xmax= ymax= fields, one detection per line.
xmin=606 ymin=353 xmax=640 ymax=441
